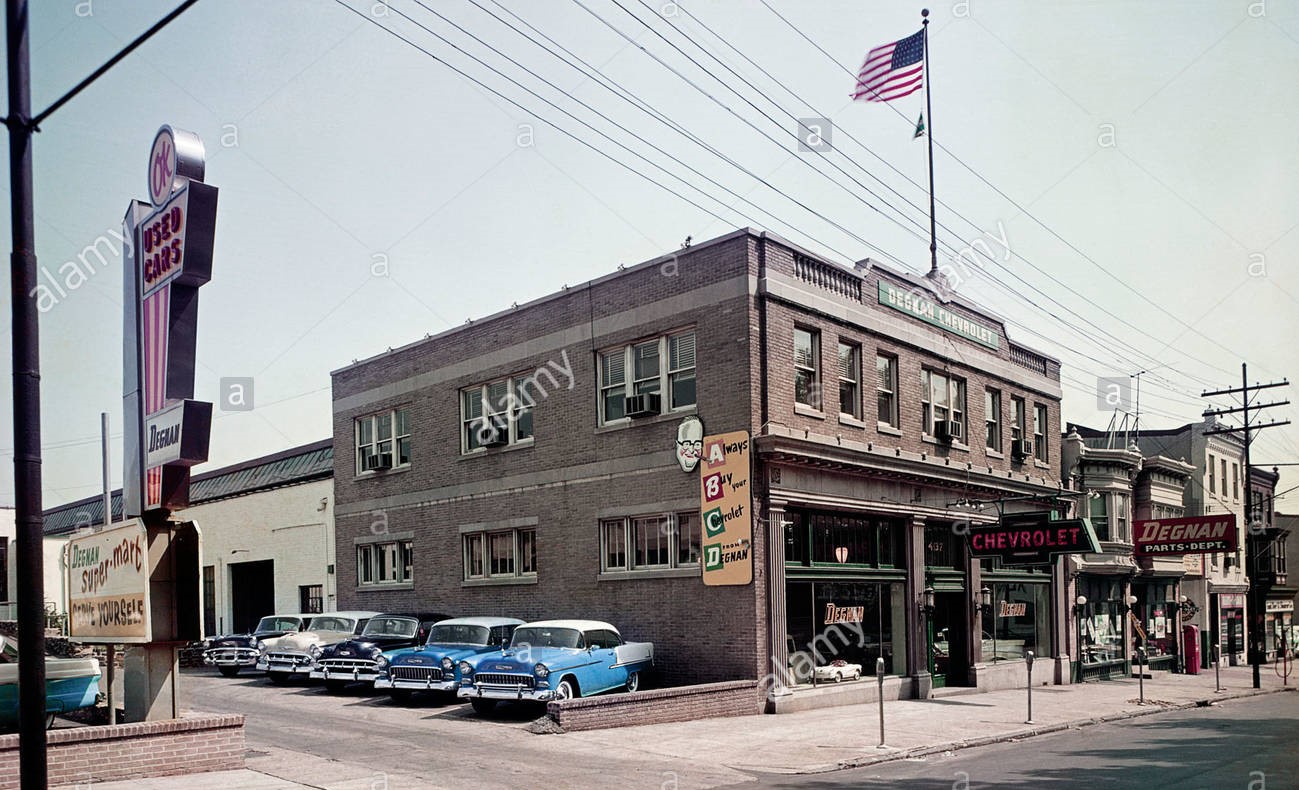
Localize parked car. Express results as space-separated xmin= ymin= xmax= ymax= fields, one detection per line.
xmin=0 ymin=635 xmax=100 ymax=729
xmin=255 ymin=611 xmax=379 ymax=683
xmin=457 ymin=619 xmax=653 ymax=714
xmin=202 ymin=614 xmax=310 ymax=677
xmin=310 ymin=612 xmax=451 ymax=692
xmin=375 ymin=616 xmax=522 ymax=702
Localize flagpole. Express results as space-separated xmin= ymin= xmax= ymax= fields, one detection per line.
xmin=922 ymin=8 xmax=937 ymax=275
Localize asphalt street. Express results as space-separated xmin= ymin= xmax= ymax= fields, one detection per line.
xmin=745 ymin=691 xmax=1299 ymax=789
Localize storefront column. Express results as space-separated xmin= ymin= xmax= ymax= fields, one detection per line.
xmin=767 ymin=503 xmax=790 ymax=693
xmin=965 ymin=547 xmax=981 ymax=686
xmin=904 ymin=514 xmax=932 ymax=698
xmin=1052 ymin=556 xmax=1072 ymax=683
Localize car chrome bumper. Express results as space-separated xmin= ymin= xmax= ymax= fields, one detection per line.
xmin=375 ymin=676 xmax=459 ymax=692
xmin=457 ymin=684 xmax=553 ymax=702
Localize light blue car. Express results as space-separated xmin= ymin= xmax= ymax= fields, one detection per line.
xmin=373 ymin=617 xmax=523 ymax=702
xmin=457 ymin=619 xmax=653 ymax=714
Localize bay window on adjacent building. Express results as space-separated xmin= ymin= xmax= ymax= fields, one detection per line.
xmin=794 ymin=328 xmax=820 ymax=409
xmin=838 ymin=341 xmax=860 ymax=419
xmin=461 ymin=377 xmax=534 ymax=453
xmin=876 ymin=355 xmax=898 ymax=428
xmin=463 ymin=527 xmax=537 ymax=581
xmin=357 ymin=539 xmax=413 ymax=586
xmin=600 ymin=512 xmax=700 ymax=573
xmin=598 ymin=330 xmax=696 ymax=424
xmin=355 ymin=408 xmax=411 ymax=474
xmin=1089 ymin=493 xmax=1110 ymax=541
xmin=920 ymin=369 xmax=966 ymax=439
xmin=985 ymin=389 xmax=1002 ymax=451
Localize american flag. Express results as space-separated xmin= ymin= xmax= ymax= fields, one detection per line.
xmin=852 ymin=30 xmax=925 ymax=103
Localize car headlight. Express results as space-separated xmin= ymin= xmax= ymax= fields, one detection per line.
xmin=376 ymin=654 xmax=390 ymax=669
xmin=309 ymin=645 xmax=323 ymax=659
xmin=255 ymin=640 xmax=266 ymax=652
xmin=441 ymin=657 xmax=455 ymax=671
xmin=534 ymin=663 xmax=549 ymax=678
xmin=458 ymin=661 xmax=474 ymax=676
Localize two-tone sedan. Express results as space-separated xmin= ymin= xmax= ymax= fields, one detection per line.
xmin=202 ymin=614 xmax=309 ymax=677
xmin=255 ymin=611 xmax=379 ymax=684
xmin=310 ymin=612 xmax=450 ymax=692
xmin=457 ymin=620 xmax=653 ymax=714
xmin=374 ymin=616 xmax=522 ymax=703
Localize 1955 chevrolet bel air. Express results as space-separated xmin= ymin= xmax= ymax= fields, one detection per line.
xmin=374 ymin=616 xmax=522 ymax=702
xmin=456 ymin=619 xmax=652 ymax=714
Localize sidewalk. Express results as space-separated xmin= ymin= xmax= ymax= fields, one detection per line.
xmin=51 ymin=665 xmax=1297 ymax=789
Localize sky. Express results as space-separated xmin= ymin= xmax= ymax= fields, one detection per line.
xmin=1 ymin=0 xmax=1297 ymax=512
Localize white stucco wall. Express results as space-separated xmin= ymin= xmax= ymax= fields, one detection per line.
xmin=0 ymin=507 xmax=69 ymax=621
xmin=174 ymin=478 xmax=335 ymax=636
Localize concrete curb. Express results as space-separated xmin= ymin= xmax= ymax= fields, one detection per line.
xmin=783 ymin=686 xmax=1297 ymax=775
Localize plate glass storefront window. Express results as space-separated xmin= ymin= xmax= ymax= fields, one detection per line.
xmin=786 ymin=580 xmax=905 ymax=680
xmin=1079 ymin=578 xmax=1125 ymax=665
xmin=980 ymin=582 xmax=1049 ymax=662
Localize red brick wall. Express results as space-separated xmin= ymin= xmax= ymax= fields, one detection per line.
xmin=547 ymin=680 xmax=761 ymax=731
xmin=0 ymin=714 xmax=244 ymax=789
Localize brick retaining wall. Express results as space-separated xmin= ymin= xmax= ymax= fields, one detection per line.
xmin=547 ymin=680 xmax=760 ymax=731
xmin=0 ymin=714 xmax=245 ymax=789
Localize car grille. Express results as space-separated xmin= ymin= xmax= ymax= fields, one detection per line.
xmin=475 ymin=673 xmax=535 ymax=688
xmin=391 ymin=666 xmax=444 ymax=682
xmin=207 ymin=648 xmax=255 ymax=662
xmin=266 ymin=652 xmax=312 ymax=666
xmin=320 ymin=659 xmax=377 ymax=672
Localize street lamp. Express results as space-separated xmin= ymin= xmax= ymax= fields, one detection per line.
xmin=1125 ymin=594 xmax=1139 ymax=613
xmin=976 ymin=586 xmax=992 ymax=615
xmin=1074 ymin=595 xmax=1088 ymax=612
xmin=921 ymin=586 xmax=936 ymax=616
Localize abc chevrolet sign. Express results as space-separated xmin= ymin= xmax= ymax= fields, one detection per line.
xmin=67 ymin=520 xmax=152 ymax=642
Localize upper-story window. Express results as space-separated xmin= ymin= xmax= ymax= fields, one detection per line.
xmin=921 ymin=369 xmax=966 ymax=439
xmin=357 ymin=539 xmax=412 ymax=586
xmin=1113 ymin=492 xmax=1129 ymax=541
xmin=1033 ymin=404 xmax=1048 ymax=462
xmin=598 ymin=330 xmax=696 ymax=424
xmin=838 ymin=341 xmax=860 ymax=419
xmin=1221 ymin=459 xmax=1228 ymax=500
xmin=461 ymin=377 xmax=533 ymax=453
xmin=876 ymin=355 xmax=898 ymax=428
xmin=600 ymin=512 xmax=700 ymax=574
xmin=1209 ymin=454 xmax=1216 ymax=494
xmin=1010 ymin=396 xmax=1026 ymax=450
xmin=355 ymin=408 xmax=411 ymax=474
xmin=985 ymin=389 xmax=1002 ymax=452
xmin=794 ymin=328 xmax=819 ymax=409
xmin=463 ymin=527 xmax=537 ymax=581
xmin=1231 ymin=463 xmax=1239 ymax=501
xmin=1089 ymin=493 xmax=1109 ymax=541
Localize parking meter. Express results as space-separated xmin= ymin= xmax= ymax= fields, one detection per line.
xmin=875 ymin=657 xmax=886 ymax=748
xmin=1025 ymin=650 xmax=1034 ymax=671
xmin=1025 ymin=651 xmax=1035 ymax=723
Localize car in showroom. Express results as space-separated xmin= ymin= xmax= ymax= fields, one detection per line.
xmin=374 ymin=616 xmax=522 ymax=703
xmin=0 ymin=635 xmax=101 ymax=729
xmin=310 ymin=611 xmax=451 ymax=692
xmin=457 ymin=619 xmax=653 ymax=714
xmin=202 ymin=613 xmax=310 ymax=677
xmin=255 ymin=611 xmax=379 ymax=683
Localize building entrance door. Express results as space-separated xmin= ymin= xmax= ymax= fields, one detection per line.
xmin=230 ymin=559 xmax=274 ymax=634
xmin=928 ymin=591 xmax=970 ymax=688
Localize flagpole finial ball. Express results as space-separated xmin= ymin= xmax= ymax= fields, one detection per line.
xmin=921 ymin=8 xmax=929 ymax=17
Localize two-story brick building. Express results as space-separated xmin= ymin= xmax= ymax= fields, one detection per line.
xmin=330 ymin=228 xmax=1069 ymax=703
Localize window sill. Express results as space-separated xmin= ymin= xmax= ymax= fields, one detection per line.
xmin=1033 ymin=460 xmax=1051 ymax=470
xmin=459 ymin=438 xmax=535 ymax=459
xmin=355 ymin=582 xmax=414 ymax=592
xmin=352 ymin=465 xmax=411 ymax=482
xmin=986 ymin=449 xmax=1005 ymax=459
xmin=920 ymin=435 xmax=970 ymax=453
xmin=794 ymin=404 xmax=826 ymax=420
xmin=598 ymin=567 xmax=701 ymax=581
xmin=876 ymin=423 xmax=902 ymax=437
xmin=838 ymin=414 xmax=867 ymax=429
xmin=462 ymin=575 xmax=538 ymax=587
xmin=596 ymin=405 xmax=696 ymax=433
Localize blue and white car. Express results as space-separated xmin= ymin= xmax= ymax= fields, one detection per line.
xmin=457 ymin=619 xmax=653 ymax=714
xmin=374 ymin=616 xmax=523 ymax=702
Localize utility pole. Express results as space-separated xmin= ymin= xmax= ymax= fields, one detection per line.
xmin=1202 ymin=363 xmax=1290 ymax=690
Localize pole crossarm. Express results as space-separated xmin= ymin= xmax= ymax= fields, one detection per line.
xmin=1202 ymin=380 xmax=1289 ymax=397
xmin=1204 ymin=420 xmax=1292 ymax=436
xmin=1203 ymin=401 xmax=1290 ymax=418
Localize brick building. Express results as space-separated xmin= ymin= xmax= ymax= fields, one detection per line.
xmin=331 ymin=228 xmax=1069 ymax=700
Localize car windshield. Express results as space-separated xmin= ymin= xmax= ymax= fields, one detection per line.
xmin=254 ymin=616 xmax=302 ymax=633
xmin=428 ymin=624 xmax=490 ymax=646
xmin=306 ymin=617 xmax=355 ymax=632
xmin=511 ymin=627 xmax=581 ymax=649
xmin=362 ymin=617 xmax=418 ymax=638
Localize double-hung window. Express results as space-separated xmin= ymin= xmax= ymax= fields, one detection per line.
xmin=461 ymin=377 xmax=534 ymax=453
xmin=985 ymin=389 xmax=1002 ymax=451
xmin=1010 ymin=396 xmax=1026 ymax=449
xmin=355 ymin=408 xmax=411 ymax=474
xmin=463 ymin=527 xmax=537 ymax=581
xmin=838 ymin=342 xmax=860 ymax=419
xmin=1033 ymin=404 xmax=1048 ymax=462
xmin=598 ymin=330 xmax=696 ymax=424
xmin=600 ymin=512 xmax=700 ymax=573
xmin=357 ymin=539 xmax=413 ymax=586
xmin=920 ymin=369 xmax=966 ymax=437
xmin=876 ymin=355 xmax=898 ymax=427
xmin=794 ymin=328 xmax=819 ymax=409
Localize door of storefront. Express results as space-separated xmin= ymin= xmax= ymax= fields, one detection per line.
xmin=928 ymin=591 xmax=970 ymax=688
